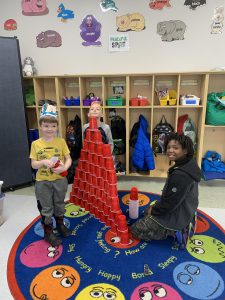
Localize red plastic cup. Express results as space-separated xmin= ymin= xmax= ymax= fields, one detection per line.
xmin=96 ymin=144 xmax=103 ymax=155
xmin=105 ymin=157 xmax=114 ymax=170
xmin=110 ymin=220 xmax=117 ymax=234
xmin=108 ymin=183 xmax=118 ymax=197
xmin=87 ymin=173 xmax=92 ymax=185
xmin=102 ymin=144 xmax=111 ymax=157
xmin=107 ymin=170 xmax=117 ymax=184
xmin=90 ymin=186 xmax=95 ymax=196
xmin=85 ymin=128 xmax=92 ymax=141
xmin=111 ymin=197 xmax=120 ymax=212
xmin=93 ymin=130 xmax=103 ymax=143
xmin=130 ymin=187 xmax=138 ymax=200
xmin=116 ymin=214 xmax=128 ymax=231
xmin=89 ymin=142 xmax=95 ymax=154
xmin=99 ymin=156 xmax=105 ymax=167
xmin=90 ymin=164 xmax=95 ymax=174
xmin=89 ymin=117 xmax=97 ymax=129
xmin=95 ymin=167 xmax=101 ymax=178
xmin=93 ymin=155 xmax=99 ymax=165
xmin=80 ymin=149 xmax=86 ymax=161
xmin=92 ymin=176 xmax=98 ymax=187
xmin=119 ymin=229 xmax=130 ymax=245
xmin=83 ymin=140 xmax=89 ymax=150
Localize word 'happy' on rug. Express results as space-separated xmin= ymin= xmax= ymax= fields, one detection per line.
xmin=7 ymin=191 xmax=225 ymax=300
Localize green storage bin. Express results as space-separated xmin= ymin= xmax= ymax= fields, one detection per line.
xmin=106 ymin=97 xmax=124 ymax=106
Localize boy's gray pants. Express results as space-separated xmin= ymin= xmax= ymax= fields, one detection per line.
xmin=35 ymin=178 xmax=68 ymax=225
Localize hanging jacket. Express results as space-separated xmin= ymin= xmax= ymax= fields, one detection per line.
xmin=132 ymin=115 xmax=155 ymax=171
xmin=151 ymin=157 xmax=202 ymax=230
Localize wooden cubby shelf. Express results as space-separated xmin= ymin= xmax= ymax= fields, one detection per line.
xmin=24 ymin=72 xmax=225 ymax=178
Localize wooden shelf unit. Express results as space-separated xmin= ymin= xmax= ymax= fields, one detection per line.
xmin=24 ymin=72 xmax=225 ymax=178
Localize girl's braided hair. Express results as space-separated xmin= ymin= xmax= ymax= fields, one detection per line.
xmin=164 ymin=132 xmax=194 ymax=157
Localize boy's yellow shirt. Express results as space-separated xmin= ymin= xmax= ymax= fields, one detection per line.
xmin=30 ymin=137 xmax=70 ymax=181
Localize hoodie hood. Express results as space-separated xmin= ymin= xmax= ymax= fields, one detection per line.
xmin=170 ymin=157 xmax=202 ymax=182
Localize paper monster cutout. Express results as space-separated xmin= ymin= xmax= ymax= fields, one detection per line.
xmin=157 ymin=20 xmax=186 ymax=42
xmin=22 ymin=0 xmax=49 ymax=16
xmin=149 ymin=0 xmax=171 ymax=10
xmin=116 ymin=13 xmax=145 ymax=32
xmin=80 ymin=15 xmax=102 ymax=46
xmin=36 ymin=30 xmax=62 ymax=48
xmin=4 ymin=19 xmax=17 ymax=30
xmin=57 ymin=3 xmax=75 ymax=22
xmin=184 ymin=0 xmax=206 ymax=10
xmin=100 ymin=0 xmax=118 ymax=12
xmin=211 ymin=6 xmax=224 ymax=34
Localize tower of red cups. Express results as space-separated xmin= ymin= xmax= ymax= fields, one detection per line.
xmin=69 ymin=116 xmax=130 ymax=245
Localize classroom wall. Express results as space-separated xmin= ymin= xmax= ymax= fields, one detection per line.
xmin=1 ymin=0 xmax=225 ymax=75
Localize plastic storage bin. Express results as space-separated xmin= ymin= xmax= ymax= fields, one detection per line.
xmin=180 ymin=95 xmax=200 ymax=105
xmin=106 ymin=96 xmax=124 ymax=106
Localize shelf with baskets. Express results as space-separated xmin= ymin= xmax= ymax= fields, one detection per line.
xmin=23 ymin=72 xmax=225 ymax=179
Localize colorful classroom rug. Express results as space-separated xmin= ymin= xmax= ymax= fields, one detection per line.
xmin=8 ymin=191 xmax=225 ymax=300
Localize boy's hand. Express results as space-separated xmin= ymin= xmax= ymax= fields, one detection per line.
xmin=52 ymin=162 xmax=66 ymax=174
xmin=42 ymin=159 xmax=55 ymax=168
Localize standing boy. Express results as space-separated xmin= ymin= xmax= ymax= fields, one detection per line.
xmin=83 ymin=101 xmax=114 ymax=153
xmin=30 ymin=104 xmax=72 ymax=246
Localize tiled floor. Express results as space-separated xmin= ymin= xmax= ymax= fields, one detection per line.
xmin=0 ymin=177 xmax=224 ymax=299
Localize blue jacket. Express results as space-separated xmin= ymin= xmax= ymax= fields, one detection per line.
xmin=132 ymin=115 xmax=155 ymax=171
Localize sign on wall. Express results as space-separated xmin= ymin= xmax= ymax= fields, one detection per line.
xmin=109 ymin=34 xmax=129 ymax=52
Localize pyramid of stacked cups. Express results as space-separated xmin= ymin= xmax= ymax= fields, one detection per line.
xmin=69 ymin=117 xmax=130 ymax=246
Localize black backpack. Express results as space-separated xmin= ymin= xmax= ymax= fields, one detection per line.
xmin=66 ymin=115 xmax=82 ymax=160
xmin=152 ymin=115 xmax=174 ymax=154
xmin=111 ymin=116 xmax=126 ymax=155
xmin=130 ymin=117 xmax=141 ymax=148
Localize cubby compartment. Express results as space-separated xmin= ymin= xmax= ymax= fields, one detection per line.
xmin=79 ymin=76 xmax=102 ymax=106
xmin=129 ymin=107 xmax=152 ymax=176
xmin=203 ymin=127 xmax=225 ymax=160
xmin=103 ymin=76 xmax=126 ymax=107
xmin=179 ymin=74 xmax=207 ymax=106
xmin=26 ymin=108 xmax=38 ymax=129
xmin=59 ymin=108 xmax=81 ymax=140
xmin=33 ymin=77 xmax=57 ymax=105
xmin=57 ymin=77 xmax=80 ymax=106
xmin=129 ymin=75 xmax=153 ymax=107
xmin=153 ymin=74 xmax=179 ymax=106
xmin=208 ymin=73 xmax=225 ymax=93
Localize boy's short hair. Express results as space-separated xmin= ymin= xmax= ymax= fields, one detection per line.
xmin=39 ymin=115 xmax=59 ymax=126
xmin=89 ymin=101 xmax=102 ymax=109
xmin=165 ymin=132 xmax=194 ymax=157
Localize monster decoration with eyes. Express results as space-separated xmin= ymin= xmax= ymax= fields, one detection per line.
xmin=80 ymin=15 xmax=102 ymax=46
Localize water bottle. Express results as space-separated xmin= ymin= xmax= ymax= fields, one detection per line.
xmin=129 ymin=187 xmax=139 ymax=219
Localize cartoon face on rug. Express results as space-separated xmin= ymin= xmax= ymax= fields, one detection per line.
xmin=173 ymin=262 xmax=224 ymax=299
xmin=34 ymin=218 xmax=70 ymax=237
xmin=30 ymin=265 xmax=80 ymax=300
xmin=122 ymin=193 xmax=150 ymax=206
xmin=20 ymin=240 xmax=63 ymax=267
xmin=186 ymin=235 xmax=225 ymax=263
xmin=131 ymin=281 xmax=182 ymax=300
xmin=64 ymin=203 xmax=88 ymax=218
xmin=76 ymin=283 xmax=125 ymax=300
xmin=195 ymin=215 xmax=210 ymax=233
xmin=105 ymin=229 xmax=139 ymax=249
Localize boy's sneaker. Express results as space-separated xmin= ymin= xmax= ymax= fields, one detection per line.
xmin=44 ymin=231 xmax=62 ymax=247
xmin=57 ymin=223 xmax=71 ymax=237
